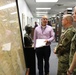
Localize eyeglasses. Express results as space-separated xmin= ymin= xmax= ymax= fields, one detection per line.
xmin=42 ymin=18 xmax=48 ymax=20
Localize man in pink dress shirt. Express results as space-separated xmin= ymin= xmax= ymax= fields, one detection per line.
xmin=34 ymin=15 xmax=55 ymax=75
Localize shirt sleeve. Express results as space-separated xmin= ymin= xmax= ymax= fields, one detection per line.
xmin=55 ymin=30 xmax=74 ymax=54
xmin=71 ymin=33 xmax=76 ymax=50
xmin=34 ymin=28 xmax=37 ymax=49
xmin=48 ymin=27 xmax=55 ymax=42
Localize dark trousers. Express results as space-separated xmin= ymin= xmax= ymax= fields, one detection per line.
xmin=24 ymin=48 xmax=36 ymax=75
xmin=36 ymin=46 xmax=51 ymax=75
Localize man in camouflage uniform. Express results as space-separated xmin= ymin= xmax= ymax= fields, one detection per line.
xmin=67 ymin=6 xmax=76 ymax=75
xmin=67 ymin=33 xmax=76 ymax=75
xmin=54 ymin=14 xmax=76 ymax=75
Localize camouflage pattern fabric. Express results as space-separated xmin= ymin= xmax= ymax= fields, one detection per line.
xmin=69 ymin=33 xmax=76 ymax=64
xmin=69 ymin=33 xmax=76 ymax=75
xmin=55 ymin=26 xmax=76 ymax=75
xmin=57 ymin=53 xmax=69 ymax=75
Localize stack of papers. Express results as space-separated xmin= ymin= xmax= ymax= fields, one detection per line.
xmin=36 ymin=39 xmax=46 ymax=48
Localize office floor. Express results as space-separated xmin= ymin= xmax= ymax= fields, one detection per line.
xmin=36 ymin=42 xmax=58 ymax=75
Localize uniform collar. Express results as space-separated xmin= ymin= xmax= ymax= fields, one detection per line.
xmin=66 ymin=25 xmax=73 ymax=29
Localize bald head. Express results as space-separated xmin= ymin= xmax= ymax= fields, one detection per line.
xmin=41 ymin=15 xmax=48 ymax=26
xmin=62 ymin=14 xmax=73 ymax=28
xmin=42 ymin=15 xmax=48 ymax=19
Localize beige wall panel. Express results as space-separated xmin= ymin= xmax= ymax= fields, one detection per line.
xmin=0 ymin=0 xmax=25 ymax=75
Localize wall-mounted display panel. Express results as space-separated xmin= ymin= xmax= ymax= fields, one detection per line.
xmin=0 ymin=0 xmax=25 ymax=75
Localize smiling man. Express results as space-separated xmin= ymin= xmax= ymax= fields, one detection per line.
xmin=34 ymin=15 xmax=55 ymax=75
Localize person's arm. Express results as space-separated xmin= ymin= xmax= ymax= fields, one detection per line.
xmin=34 ymin=28 xmax=37 ymax=49
xmin=67 ymin=52 xmax=76 ymax=75
xmin=55 ymin=30 xmax=74 ymax=54
xmin=45 ymin=27 xmax=55 ymax=45
xmin=48 ymin=27 xmax=55 ymax=42
xmin=46 ymin=27 xmax=55 ymax=44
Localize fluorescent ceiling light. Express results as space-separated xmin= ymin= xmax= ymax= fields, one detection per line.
xmin=67 ymin=8 xmax=72 ymax=10
xmin=36 ymin=14 xmax=48 ymax=17
xmin=0 ymin=2 xmax=16 ymax=10
xmin=11 ymin=12 xmax=17 ymax=15
xmin=36 ymin=0 xmax=58 ymax=2
xmin=52 ymin=15 xmax=56 ymax=17
xmin=36 ymin=14 xmax=47 ymax=15
xmin=37 ymin=16 xmax=42 ymax=17
xmin=36 ymin=8 xmax=51 ymax=10
xmin=36 ymin=12 xmax=48 ymax=13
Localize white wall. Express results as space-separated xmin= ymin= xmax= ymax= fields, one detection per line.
xmin=32 ymin=18 xmax=41 ymax=27
xmin=18 ymin=0 xmax=33 ymax=26
xmin=18 ymin=0 xmax=33 ymax=39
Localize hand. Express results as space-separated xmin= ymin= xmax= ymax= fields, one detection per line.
xmin=67 ymin=70 xmax=73 ymax=75
xmin=32 ymin=44 xmax=34 ymax=47
xmin=54 ymin=47 xmax=57 ymax=54
xmin=67 ymin=71 xmax=71 ymax=75
xmin=25 ymin=68 xmax=30 ymax=75
xmin=44 ymin=40 xmax=50 ymax=45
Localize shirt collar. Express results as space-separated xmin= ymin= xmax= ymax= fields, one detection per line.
xmin=41 ymin=25 xmax=47 ymax=29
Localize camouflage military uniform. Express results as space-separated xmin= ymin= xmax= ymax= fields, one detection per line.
xmin=69 ymin=33 xmax=76 ymax=75
xmin=55 ymin=26 xmax=76 ymax=75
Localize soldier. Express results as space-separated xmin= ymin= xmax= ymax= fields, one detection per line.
xmin=67 ymin=33 xmax=76 ymax=75
xmin=54 ymin=14 xmax=76 ymax=75
xmin=67 ymin=6 xmax=76 ymax=75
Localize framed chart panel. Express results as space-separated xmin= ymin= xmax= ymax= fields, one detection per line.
xmin=0 ymin=0 xmax=26 ymax=75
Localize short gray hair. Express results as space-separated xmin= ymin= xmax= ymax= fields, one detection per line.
xmin=63 ymin=14 xmax=73 ymax=22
